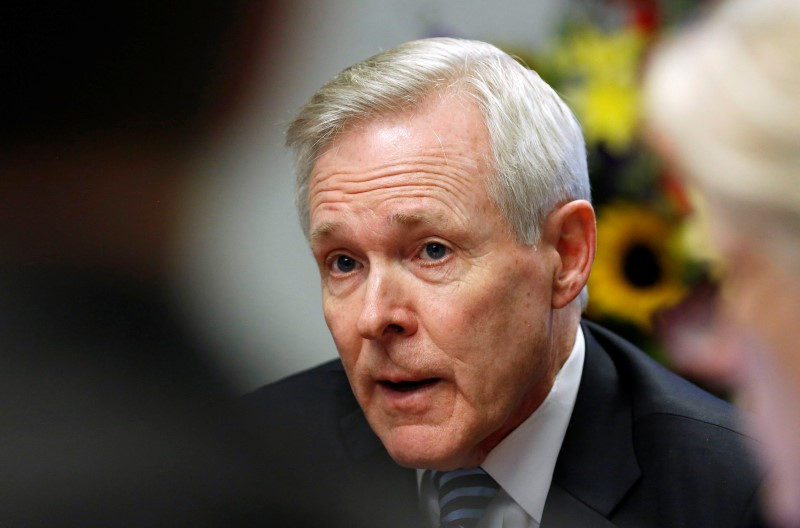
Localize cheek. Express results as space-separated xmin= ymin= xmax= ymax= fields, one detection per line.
xmin=721 ymin=259 xmax=800 ymax=405
xmin=469 ymin=267 xmax=549 ymax=334
xmin=432 ymin=266 xmax=550 ymax=368
xmin=727 ymin=271 xmax=781 ymax=349
xmin=744 ymin=275 xmax=800 ymax=388
xmin=476 ymin=270 xmax=553 ymax=377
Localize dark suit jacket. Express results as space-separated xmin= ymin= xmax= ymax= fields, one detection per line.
xmin=243 ymin=320 xmax=766 ymax=527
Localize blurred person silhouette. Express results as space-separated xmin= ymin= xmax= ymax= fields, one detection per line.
xmin=644 ymin=0 xmax=800 ymax=526
xmin=0 ymin=2 xmax=293 ymax=525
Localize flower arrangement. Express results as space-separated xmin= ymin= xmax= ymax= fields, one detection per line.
xmin=505 ymin=0 xmax=714 ymax=360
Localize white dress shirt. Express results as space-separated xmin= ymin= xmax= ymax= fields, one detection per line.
xmin=420 ymin=326 xmax=585 ymax=528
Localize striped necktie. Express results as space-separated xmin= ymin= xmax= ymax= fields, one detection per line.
xmin=429 ymin=467 xmax=501 ymax=528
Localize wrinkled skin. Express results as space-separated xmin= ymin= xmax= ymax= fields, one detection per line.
xmin=306 ymin=95 xmax=592 ymax=470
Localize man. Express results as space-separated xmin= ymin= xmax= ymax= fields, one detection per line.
xmin=244 ymin=38 xmax=765 ymax=527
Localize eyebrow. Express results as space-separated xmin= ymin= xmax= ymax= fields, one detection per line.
xmin=309 ymin=221 xmax=345 ymax=247
xmin=390 ymin=211 xmax=452 ymax=229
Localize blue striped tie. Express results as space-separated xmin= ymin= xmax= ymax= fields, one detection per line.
xmin=430 ymin=467 xmax=500 ymax=528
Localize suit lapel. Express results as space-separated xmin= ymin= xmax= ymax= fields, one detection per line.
xmin=542 ymin=322 xmax=640 ymax=526
xmin=541 ymin=483 xmax=617 ymax=528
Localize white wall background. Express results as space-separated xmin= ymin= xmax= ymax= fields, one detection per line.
xmin=175 ymin=0 xmax=572 ymax=393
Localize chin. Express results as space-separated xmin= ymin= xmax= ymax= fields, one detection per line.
xmin=379 ymin=424 xmax=478 ymax=470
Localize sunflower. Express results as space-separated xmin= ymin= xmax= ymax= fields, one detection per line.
xmin=588 ymin=203 xmax=688 ymax=329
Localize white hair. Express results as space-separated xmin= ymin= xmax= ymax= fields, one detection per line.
xmin=286 ymin=37 xmax=590 ymax=246
xmin=644 ymin=0 xmax=800 ymax=223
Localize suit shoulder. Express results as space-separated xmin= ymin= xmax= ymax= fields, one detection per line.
xmin=244 ymin=359 xmax=349 ymax=399
xmin=581 ymin=322 xmax=766 ymax=526
xmin=240 ymin=359 xmax=357 ymax=429
xmin=583 ymin=320 xmax=745 ymax=432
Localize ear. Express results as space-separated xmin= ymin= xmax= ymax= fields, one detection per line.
xmin=542 ymin=200 xmax=596 ymax=309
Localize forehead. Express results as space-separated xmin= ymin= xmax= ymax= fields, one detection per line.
xmin=307 ymin=95 xmax=497 ymax=241
xmin=317 ymin=94 xmax=489 ymax=173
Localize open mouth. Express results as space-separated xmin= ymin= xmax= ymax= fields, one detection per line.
xmin=379 ymin=378 xmax=440 ymax=392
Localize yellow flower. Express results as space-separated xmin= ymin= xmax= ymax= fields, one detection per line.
xmin=588 ymin=203 xmax=688 ymax=329
xmin=552 ymin=26 xmax=646 ymax=153
xmin=572 ymin=80 xmax=640 ymax=153
xmin=555 ymin=26 xmax=643 ymax=81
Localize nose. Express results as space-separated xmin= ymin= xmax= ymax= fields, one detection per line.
xmin=356 ymin=265 xmax=417 ymax=341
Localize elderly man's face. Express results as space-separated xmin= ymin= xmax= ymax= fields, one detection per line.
xmin=307 ymin=96 xmax=563 ymax=469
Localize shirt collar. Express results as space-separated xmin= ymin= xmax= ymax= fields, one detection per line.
xmin=481 ymin=325 xmax=585 ymax=524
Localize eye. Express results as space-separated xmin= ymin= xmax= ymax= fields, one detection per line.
xmin=333 ymin=254 xmax=358 ymax=273
xmin=420 ymin=242 xmax=450 ymax=261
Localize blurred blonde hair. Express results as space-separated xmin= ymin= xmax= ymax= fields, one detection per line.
xmin=644 ymin=0 xmax=800 ymax=222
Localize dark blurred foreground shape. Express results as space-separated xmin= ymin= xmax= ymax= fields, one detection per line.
xmin=0 ymin=2 xmax=298 ymax=525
